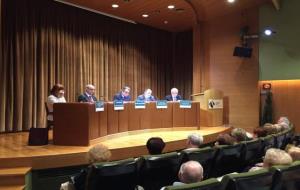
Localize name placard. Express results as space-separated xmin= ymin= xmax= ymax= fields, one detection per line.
xmin=180 ymin=100 xmax=191 ymax=109
xmin=95 ymin=101 xmax=104 ymax=112
xmin=156 ymin=100 xmax=168 ymax=109
xmin=208 ymin=99 xmax=223 ymax=109
xmin=114 ymin=100 xmax=124 ymax=110
xmin=135 ymin=100 xmax=146 ymax=109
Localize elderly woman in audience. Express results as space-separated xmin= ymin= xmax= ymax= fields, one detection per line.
xmin=186 ymin=133 xmax=204 ymax=149
xmin=253 ymin=127 xmax=268 ymax=138
xmin=249 ymin=148 xmax=293 ymax=172
xmin=286 ymin=146 xmax=300 ymax=161
xmin=215 ymin=133 xmax=237 ymax=146
xmin=60 ymin=144 xmax=112 ymax=190
xmin=231 ymin=128 xmax=252 ymax=142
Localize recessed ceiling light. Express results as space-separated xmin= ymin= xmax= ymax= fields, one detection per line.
xmin=112 ymin=4 xmax=119 ymax=8
xmin=168 ymin=5 xmax=175 ymax=9
xmin=164 ymin=21 xmax=168 ymax=24
xmin=227 ymin=0 xmax=235 ymax=3
xmin=142 ymin=14 xmax=149 ymax=18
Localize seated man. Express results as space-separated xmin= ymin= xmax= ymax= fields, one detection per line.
xmin=165 ymin=88 xmax=182 ymax=102
xmin=215 ymin=133 xmax=237 ymax=146
xmin=113 ymin=86 xmax=131 ymax=101
xmin=78 ymin=84 xmax=97 ymax=103
xmin=161 ymin=161 xmax=203 ymax=189
xmin=146 ymin=137 xmax=165 ymax=155
xmin=286 ymin=146 xmax=300 ymax=161
xmin=231 ymin=128 xmax=252 ymax=142
xmin=186 ymin=133 xmax=204 ymax=149
xmin=137 ymin=88 xmax=156 ymax=102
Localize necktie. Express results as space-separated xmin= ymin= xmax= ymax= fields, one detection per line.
xmin=89 ymin=96 xmax=94 ymax=102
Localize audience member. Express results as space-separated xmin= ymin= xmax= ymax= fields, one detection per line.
xmin=231 ymin=128 xmax=249 ymax=142
xmin=249 ymin=148 xmax=292 ymax=171
xmin=137 ymin=89 xmax=156 ymax=102
xmin=186 ymin=133 xmax=204 ymax=149
xmin=47 ymin=84 xmax=66 ymax=121
xmin=161 ymin=161 xmax=203 ymax=189
xmin=286 ymin=146 xmax=300 ymax=161
xmin=146 ymin=137 xmax=165 ymax=155
xmin=113 ymin=86 xmax=131 ymax=101
xmin=215 ymin=133 xmax=237 ymax=146
xmin=165 ymin=88 xmax=182 ymax=102
xmin=253 ymin=127 xmax=268 ymax=138
xmin=277 ymin=116 xmax=291 ymax=130
xmin=70 ymin=144 xmax=111 ymax=190
xmin=263 ymin=123 xmax=278 ymax=135
xmin=78 ymin=84 xmax=97 ymax=103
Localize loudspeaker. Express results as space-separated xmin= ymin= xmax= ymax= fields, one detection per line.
xmin=233 ymin=46 xmax=252 ymax=58
xmin=28 ymin=127 xmax=49 ymax=145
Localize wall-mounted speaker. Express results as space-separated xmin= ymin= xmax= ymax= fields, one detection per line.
xmin=233 ymin=46 xmax=252 ymax=58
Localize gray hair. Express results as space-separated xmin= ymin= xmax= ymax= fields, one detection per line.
xmin=179 ymin=161 xmax=203 ymax=183
xmin=188 ymin=133 xmax=204 ymax=147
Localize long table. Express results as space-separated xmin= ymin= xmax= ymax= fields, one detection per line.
xmin=53 ymin=102 xmax=200 ymax=146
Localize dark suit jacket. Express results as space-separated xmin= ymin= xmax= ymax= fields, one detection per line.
xmin=78 ymin=93 xmax=97 ymax=102
xmin=137 ymin=94 xmax=156 ymax=101
xmin=113 ymin=92 xmax=131 ymax=101
xmin=165 ymin=95 xmax=182 ymax=101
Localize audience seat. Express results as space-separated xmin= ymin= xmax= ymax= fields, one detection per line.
xmin=260 ymin=135 xmax=276 ymax=154
xmin=85 ymin=158 xmax=141 ymax=190
xmin=210 ymin=143 xmax=244 ymax=177
xmin=241 ymin=138 xmax=263 ymax=167
xmin=139 ymin=152 xmax=181 ymax=190
xmin=180 ymin=147 xmax=217 ymax=179
xmin=272 ymin=161 xmax=300 ymax=190
xmin=222 ymin=168 xmax=275 ymax=190
xmin=164 ymin=178 xmax=224 ymax=190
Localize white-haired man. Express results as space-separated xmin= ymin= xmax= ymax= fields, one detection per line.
xmin=165 ymin=88 xmax=182 ymax=102
xmin=186 ymin=133 xmax=204 ymax=149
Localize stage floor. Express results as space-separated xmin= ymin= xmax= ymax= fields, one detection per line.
xmin=0 ymin=126 xmax=231 ymax=169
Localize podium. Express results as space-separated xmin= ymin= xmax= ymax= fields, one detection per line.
xmin=53 ymin=102 xmax=200 ymax=146
xmin=192 ymin=89 xmax=223 ymax=127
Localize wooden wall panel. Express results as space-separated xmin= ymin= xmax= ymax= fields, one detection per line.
xmin=260 ymin=80 xmax=300 ymax=133
xmin=196 ymin=8 xmax=260 ymax=131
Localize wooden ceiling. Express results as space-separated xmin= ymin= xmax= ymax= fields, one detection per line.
xmin=57 ymin=0 xmax=272 ymax=32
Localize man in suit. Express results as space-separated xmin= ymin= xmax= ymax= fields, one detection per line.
xmin=113 ymin=86 xmax=131 ymax=101
xmin=165 ymin=88 xmax=182 ymax=101
xmin=137 ymin=88 xmax=156 ymax=102
xmin=78 ymin=84 xmax=97 ymax=103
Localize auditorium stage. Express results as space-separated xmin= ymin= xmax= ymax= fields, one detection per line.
xmin=0 ymin=127 xmax=231 ymax=170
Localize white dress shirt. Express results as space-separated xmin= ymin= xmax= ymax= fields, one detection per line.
xmin=47 ymin=95 xmax=66 ymax=121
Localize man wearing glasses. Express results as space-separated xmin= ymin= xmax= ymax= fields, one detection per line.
xmin=113 ymin=86 xmax=131 ymax=101
xmin=78 ymin=84 xmax=97 ymax=103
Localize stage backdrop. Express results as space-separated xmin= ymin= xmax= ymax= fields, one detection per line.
xmin=0 ymin=0 xmax=192 ymax=132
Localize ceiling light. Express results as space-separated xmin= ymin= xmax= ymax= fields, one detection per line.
xmin=112 ymin=4 xmax=119 ymax=8
xmin=264 ymin=28 xmax=276 ymax=36
xmin=168 ymin=5 xmax=175 ymax=9
xmin=164 ymin=21 xmax=168 ymax=24
xmin=142 ymin=14 xmax=149 ymax=18
xmin=227 ymin=0 xmax=235 ymax=3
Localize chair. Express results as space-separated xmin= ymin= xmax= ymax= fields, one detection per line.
xmin=273 ymin=132 xmax=286 ymax=149
xmin=222 ymin=168 xmax=276 ymax=190
xmin=180 ymin=147 xmax=217 ymax=179
xmin=139 ymin=152 xmax=182 ymax=190
xmin=242 ymin=138 xmax=263 ymax=167
xmin=164 ymin=178 xmax=224 ymax=190
xmin=45 ymin=102 xmax=53 ymax=129
xmin=272 ymin=161 xmax=300 ymax=190
xmin=85 ymin=158 xmax=141 ymax=190
xmin=210 ymin=143 xmax=244 ymax=177
xmin=260 ymin=135 xmax=276 ymax=154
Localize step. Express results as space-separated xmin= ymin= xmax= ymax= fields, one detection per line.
xmin=0 ymin=167 xmax=31 ymax=186
xmin=0 ymin=185 xmax=25 ymax=190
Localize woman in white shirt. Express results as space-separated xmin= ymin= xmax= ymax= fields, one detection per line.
xmin=47 ymin=84 xmax=66 ymax=121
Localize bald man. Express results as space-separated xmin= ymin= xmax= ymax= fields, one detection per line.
xmin=161 ymin=161 xmax=203 ymax=189
xmin=78 ymin=84 xmax=97 ymax=103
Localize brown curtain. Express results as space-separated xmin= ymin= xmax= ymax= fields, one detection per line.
xmin=0 ymin=0 xmax=192 ymax=132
